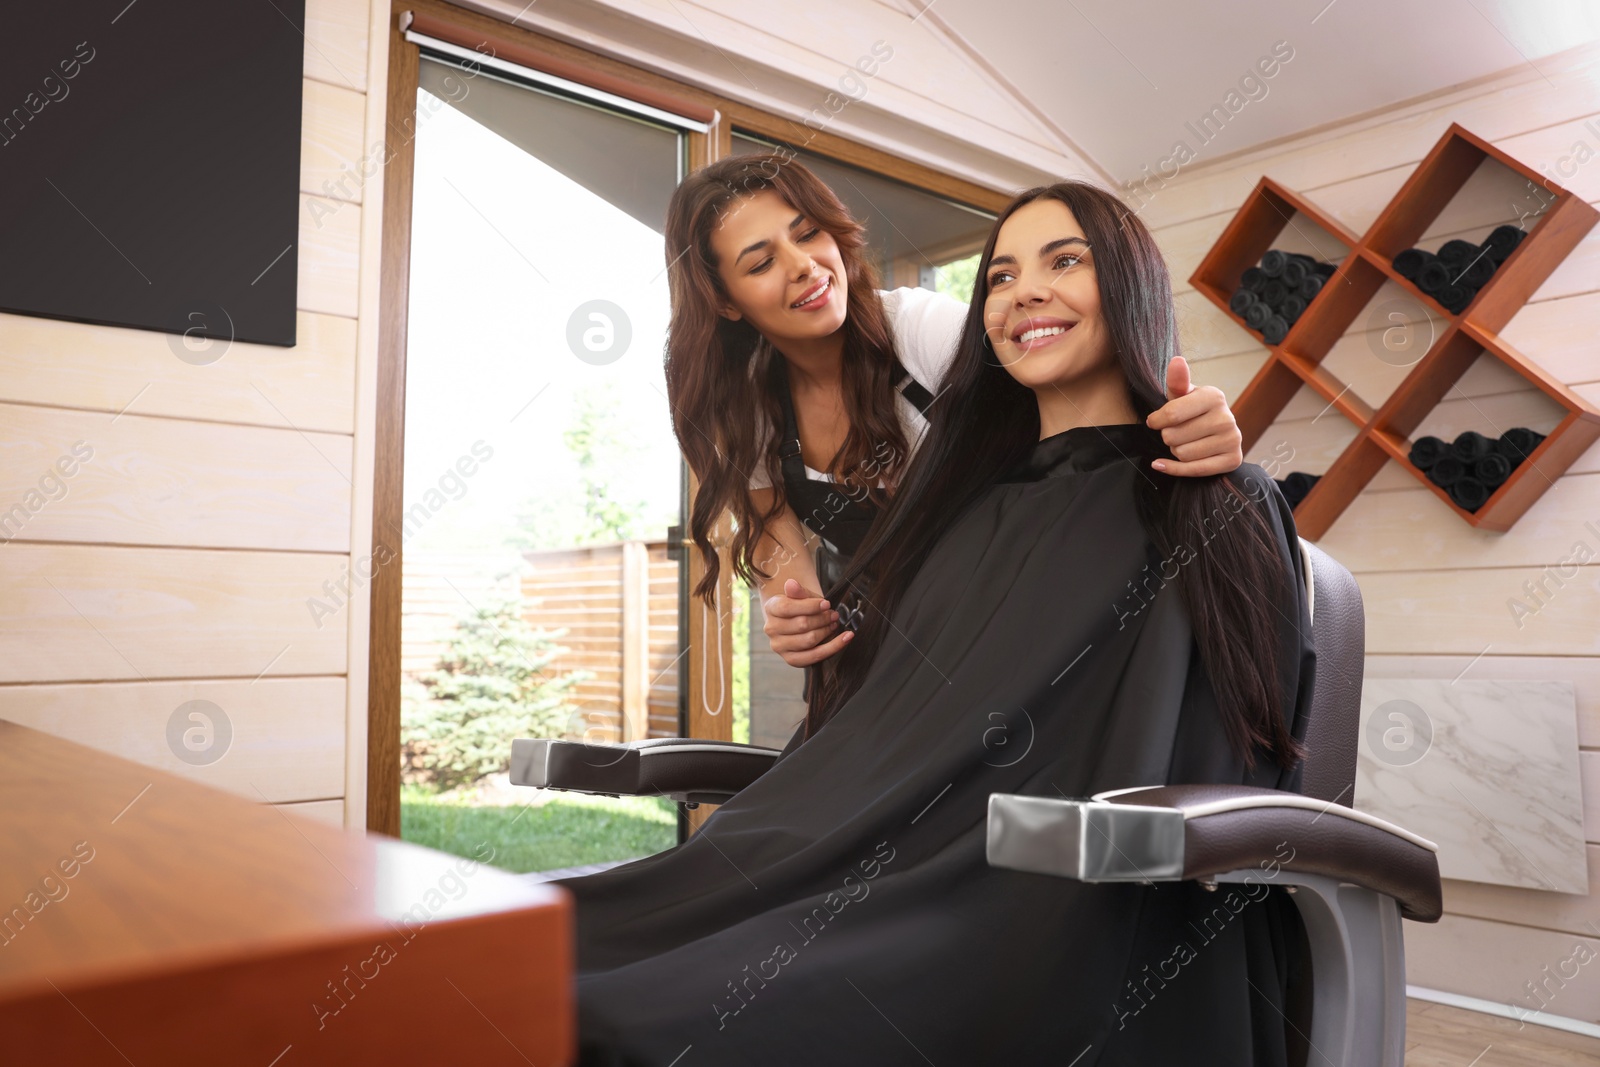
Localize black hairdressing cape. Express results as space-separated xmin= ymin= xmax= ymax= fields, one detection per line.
xmin=556 ymin=423 xmax=1315 ymax=1066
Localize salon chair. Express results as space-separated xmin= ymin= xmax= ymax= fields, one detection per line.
xmin=509 ymin=538 xmax=1442 ymax=1067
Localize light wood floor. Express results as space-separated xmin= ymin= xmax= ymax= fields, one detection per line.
xmin=1406 ymin=1000 xmax=1600 ymax=1065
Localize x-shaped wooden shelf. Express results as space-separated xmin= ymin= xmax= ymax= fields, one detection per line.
xmin=1191 ymin=122 xmax=1600 ymax=539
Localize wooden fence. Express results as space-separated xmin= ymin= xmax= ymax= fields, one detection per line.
xmin=401 ymin=543 xmax=680 ymax=743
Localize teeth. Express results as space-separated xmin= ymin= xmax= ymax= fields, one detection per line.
xmin=1019 ymin=325 xmax=1068 ymax=343
xmin=792 ymin=276 xmax=831 ymax=308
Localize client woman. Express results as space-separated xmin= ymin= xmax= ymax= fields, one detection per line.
xmin=664 ymin=153 xmax=1245 ymax=669
xmin=558 ymin=179 xmax=1315 ymax=1065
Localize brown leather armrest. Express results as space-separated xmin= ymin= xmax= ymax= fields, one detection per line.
xmin=1100 ymin=785 xmax=1442 ymax=922
xmin=509 ymin=737 xmax=781 ymax=803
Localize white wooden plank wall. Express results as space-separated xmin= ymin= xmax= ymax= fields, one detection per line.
xmin=1149 ymin=44 xmax=1600 ymax=1019
xmin=0 ymin=0 xmax=379 ymax=828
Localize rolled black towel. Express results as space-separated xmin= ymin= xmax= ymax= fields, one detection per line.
xmin=1261 ymin=279 xmax=1289 ymax=308
xmin=1240 ymin=266 xmax=1267 ymax=293
xmin=1439 ymin=284 xmax=1474 ymax=314
xmin=1409 ymin=435 xmax=1449 ymax=470
xmin=1281 ymin=259 xmax=1308 ymax=289
xmin=1244 ymin=301 xmax=1272 ymax=329
xmin=1498 ymin=427 xmax=1546 ymax=462
xmin=1260 ymin=249 xmax=1288 ymax=277
xmin=1282 ymin=471 xmax=1320 ymax=507
xmin=1483 ymin=224 xmax=1527 ymax=263
xmin=1298 ymin=274 xmax=1325 ymax=300
xmin=1312 ymin=261 xmax=1337 ymax=278
xmin=1473 ymin=451 xmax=1511 ymax=490
xmin=1428 ymin=454 xmax=1466 ymax=489
xmin=1438 ymin=239 xmax=1479 ymax=268
xmin=1393 ymin=248 xmax=1428 ymax=280
xmin=1461 ymin=253 xmax=1496 ymax=288
xmin=1262 ymin=314 xmax=1289 ymax=346
xmin=1450 ymin=476 xmax=1490 ymax=512
xmin=1229 ymin=288 xmax=1258 ymax=316
xmin=1453 ymin=430 xmax=1494 ymax=462
xmin=1281 ymin=294 xmax=1308 ymax=321
xmin=1417 ymin=259 xmax=1451 ymax=295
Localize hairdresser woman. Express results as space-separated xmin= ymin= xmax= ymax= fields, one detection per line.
xmin=664 ymin=153 xmax=1243 ymax=668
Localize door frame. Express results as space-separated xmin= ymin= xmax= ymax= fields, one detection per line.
xmin=369 ymin=0 xmax=1012 ymax=834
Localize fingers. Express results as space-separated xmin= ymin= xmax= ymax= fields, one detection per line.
xmin=1146 ymin=382 xmax=1223 ymax=431
xmin=780 ymin=628 xmax=854 ymax=667
xmin=1154 ymin=452 xmax=1245 ymax=478
xmin=764 ymin=601 xmax=837 ymax=637
xmin=1164 ymin=354 xmax=1193 ymax=400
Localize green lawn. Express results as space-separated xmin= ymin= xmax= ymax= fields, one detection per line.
xmin=401 ymin=785 xmax=680 ymax=873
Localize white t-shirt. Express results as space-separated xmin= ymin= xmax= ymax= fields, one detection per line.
xmin=747 ymin=286 xmax=968 ymax=490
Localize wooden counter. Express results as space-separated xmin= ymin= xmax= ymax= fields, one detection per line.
xmin=0 ymin=720 xmax=573 ymax=1065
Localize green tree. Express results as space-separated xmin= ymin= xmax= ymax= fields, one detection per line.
xmin=934 ymin=253 xmax=980 ymax=304
xmin=402 ymin=597 xmax=587 ymax=790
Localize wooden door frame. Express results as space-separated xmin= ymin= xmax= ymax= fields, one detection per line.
xmin=369 ymin=0 xmax=1011 ymax=834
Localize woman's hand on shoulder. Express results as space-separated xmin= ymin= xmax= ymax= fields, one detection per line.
xmin=762 ymin=578 xmax=854 ymax=667
xmin=1145 ymin=355 xmax=1244 ymax=477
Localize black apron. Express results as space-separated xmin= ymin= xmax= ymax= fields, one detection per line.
xmin=773 ymin=356 xmax=935 ymax=595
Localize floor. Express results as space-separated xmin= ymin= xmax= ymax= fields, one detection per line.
xmin=1405 ymin=1000 xmax=1600 ymax=1065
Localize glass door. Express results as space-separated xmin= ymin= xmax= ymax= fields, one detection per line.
xmin=397 ymin=52 xmax=688 ymax=875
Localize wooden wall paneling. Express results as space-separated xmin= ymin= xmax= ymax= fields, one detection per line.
xmin=1404 ymin=912 xmax=1600 ymax=1026
xmin=1357 ymin=564 xmax=1600 ymax=656
xmin=0 ymin=676 xmax=346 ymax=802
xmin=0 ymin=544 xmax=349 ymax=684
xmin=275 ymin=798 xmax=347 ymax=825
xmin=0 ymin=310 xmax=358 ymax=433
xmin=304 ymin=0 xmax=372 ymax=92
xmin=1322 ymin=471 xmax=1600 ymax=574
xmin=297 ymin=192 xmax=362 ymax=320
xmin=0 ymin=402 xmax=353 ymax=552
xmin=1133 ymin=43 xmax=1600 ymax=229
xmin=300 ymin=77 xmax=368 ymax=203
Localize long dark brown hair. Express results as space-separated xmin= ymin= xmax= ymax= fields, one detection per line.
xmin=663 ymin=153 xmax=911 ymax=600
xmin=809 ymin=181 xmax=1305 ymax=772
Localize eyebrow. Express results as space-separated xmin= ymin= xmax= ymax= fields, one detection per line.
xmin=735 ymin=213 xmax=809 ymax=266
xmin=987 ymin=235 xmax=1090 ymax=270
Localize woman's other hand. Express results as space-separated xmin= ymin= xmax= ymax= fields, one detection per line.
xmin=762 ymin=578 xmax=854 ymax=667
xmin=1145 ymin=355 xmax=1244 ymax=476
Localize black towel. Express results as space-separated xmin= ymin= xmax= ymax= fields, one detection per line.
xmin=1439 ymin=284 xmax=1474 ymax=314
xmin=1240 ymin=266 xmax=1267 ymax=293
xmin=1279 ymin=471 xmax=1321 ymax=508
xmin=1393 ymin=248 xmax=1427 ymax=280
xmin=1262 ymin=314 xmax=1289 ymax=346
xmin=1417 ymin=259 xmax=1451 ymax=295
xmin=1473 ymin=451 xmax=1511 ymax=490
xmin=1452 ymin=431 xmax=1494 ymax=462
xmin=1298 ymin=274 xmax=1325 ymax=300
xmin=1483 ymin=224 xmax=1527 ymax=264
xmin=1259 ymin=249 xmax=1287 ymax=277
xmin=1229 ymin=289 xmax=1258 ymax=316
xmin=1281 ymin=259 xmax=1308 ymax=289
xmin=1260 ymin=279 xmax=1289 ymax=308
xmin=1408 ymin=435 xmax=1448 ymax=470
xmin=1450 ymin=476 xmax=1490 ymax=512
xmin=1281 ymin=294 xmax=1307 ymax=322
xmin=1244 ymin=301 xmax=1272 ymax=329
xmin=1497 ymin=427 xmax=1546 ymax=462
xmin=1437 ymin=238 xmax=1479 ymax=268
xmin=1312 ymin=261 xmax=1336 ymax=278
xmin=1427 ymin=454 xmax=1466 ymax=489
xmin=1460 ymin=254 xmax=1495 ymax=288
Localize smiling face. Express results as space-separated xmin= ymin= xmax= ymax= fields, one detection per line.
xmin=709 ymin=189 xmax=849 ymax=346
xmin=983 ymin=198 xmax=1120 ymax=391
